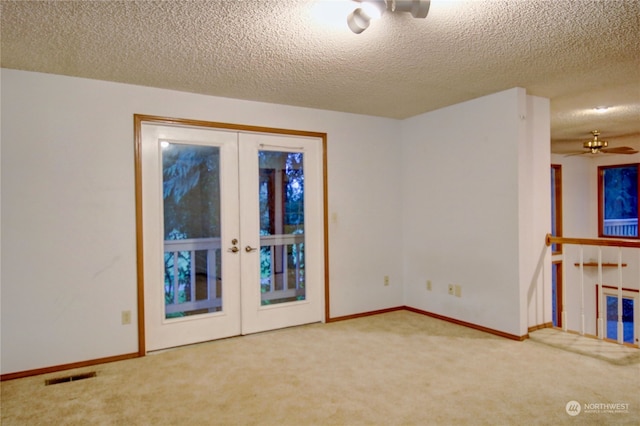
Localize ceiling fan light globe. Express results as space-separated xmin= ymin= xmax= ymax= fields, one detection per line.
xmin=347 ymin=8 xmax=371 ymax=33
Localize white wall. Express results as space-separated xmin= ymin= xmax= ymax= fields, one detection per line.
xmin=400 ymin=88 xmax=550 ymax=337
xmin=0 ymin=69 xmax=404 ymax=374
xmin=1 ymin=69 xmax=557 ymax=375
xmin=551 ymin=151 xmax=640 ymax=337
xmin=522 ymin=96 xmax=552 ymax=332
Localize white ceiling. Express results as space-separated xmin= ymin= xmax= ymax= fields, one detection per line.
xmin=1 ymin=0 xmax=639 ymax=153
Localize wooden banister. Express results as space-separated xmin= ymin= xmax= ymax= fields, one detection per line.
xmin=545 ymin=234 xmax=640 ymax=249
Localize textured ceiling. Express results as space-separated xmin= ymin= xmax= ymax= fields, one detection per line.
xmin=1 ymin=0 xmax=639 ymax=153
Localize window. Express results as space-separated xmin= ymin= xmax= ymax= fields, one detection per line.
xmin=551 ymin=165 xmax=562 ymax=253
xmin=598 ymin=163 xmax=639 ymax=238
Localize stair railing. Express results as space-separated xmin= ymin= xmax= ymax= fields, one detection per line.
xmin=545 ymin=234 xmax=640 ymax=344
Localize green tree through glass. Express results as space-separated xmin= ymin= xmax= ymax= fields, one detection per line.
xmin=162 ymin=143 xmax=221 ymax=317
xmin=604 ymin=166 xmax=638 ymax=220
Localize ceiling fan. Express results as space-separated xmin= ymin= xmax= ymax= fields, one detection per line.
xmin=566 ymin=130 xmax=639 ymax=156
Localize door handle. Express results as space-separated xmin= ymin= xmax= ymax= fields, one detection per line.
xmin=245 ymin=246 xmax=258 ymax=252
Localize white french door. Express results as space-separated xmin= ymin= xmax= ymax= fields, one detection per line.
xmin=238 ymin=132 xmax=325 ymax=334
xmin=140 ymin=122 xmax=324 ymax=352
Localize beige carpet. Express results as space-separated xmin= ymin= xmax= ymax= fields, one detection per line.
xmin=2 ymin=310 xmax=639 ymax=425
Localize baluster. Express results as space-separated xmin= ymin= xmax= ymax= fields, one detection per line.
xmin=190 ymin=250 xmax=196 ymax=303
xmin=579 ymin=245 xmax=585 ymax=335
xmin=207 ymin=249 xmax=216 ymax=302
xmin=270 ymin=245 xmax=276 ymax=292
xmin=281 ymin=244 xmax=288 ymax=291
xmin=617 ymin=248 xmax=623 ymax=344
xmin=295 ymin=243 xmax=301 ymax=289
xmin=561 ymin=248 xmax=567 ymax=332
xmin=597 ymin=247 xmax=604 ymax=339
xmin=173 ymin=251 xmax=179 ymax=305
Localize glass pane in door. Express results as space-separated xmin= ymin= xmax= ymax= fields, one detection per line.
xmin=162 ymin=143 xmax=222 ymax=318
xmin=258 ymin=151 xmax=305 ymax=305
xmin=606 ymin=295 xmax=634 ymax=344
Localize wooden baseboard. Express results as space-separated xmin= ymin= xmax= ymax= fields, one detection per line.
xmin=528 ymin=322 xmax=554 ymax=333
xmin=327 ymin=306 xmax=405 ymax=322
xmin=1 ymin=352 xmax=140 ymax=382
xmin=330 ymin=305 xmax=528 ymax=341
xmin=404 ymin=306 xmax=528 ymax=341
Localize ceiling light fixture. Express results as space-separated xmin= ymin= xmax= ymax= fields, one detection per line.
xmin=594 ymin=106 xmax=609 ymax=112
xmin=347 ymin=0 xmax=431 ymax=34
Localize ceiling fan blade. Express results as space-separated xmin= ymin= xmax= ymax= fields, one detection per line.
xmin=563 ymin=151 xmax=590 ymax=157
xmin=600 ymin=146 xmax=639 ymax=154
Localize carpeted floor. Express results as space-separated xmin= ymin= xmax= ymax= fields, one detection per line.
xmin=1 ymin=310 xmax=639 ymax=425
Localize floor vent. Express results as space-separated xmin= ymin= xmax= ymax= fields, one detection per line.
xmin=45 ymin=371 xmax=97 ymax=386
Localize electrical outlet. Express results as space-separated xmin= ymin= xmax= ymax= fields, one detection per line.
xmin=448 ymin=284 xmax=454 ymax=295
xmin=121 ymin=310 xmax=131 ymax=325
xmin=455 ymin=285 xmax=462 ymax=297
xmin=426 ymin=280 xmax=432 ymax=291
xmin=384 ymin=275 xmax=390 ymax=286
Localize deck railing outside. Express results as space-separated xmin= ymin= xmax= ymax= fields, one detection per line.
xmin=603 ymin=219 xmax=638 ymax=237
xmin=258 ymin=234 xmax=305 ymax=303
xmin=164 ymin=238 xmax=221 ymax=315
xmin=164 ymin=234 xmax=304 ymax=315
